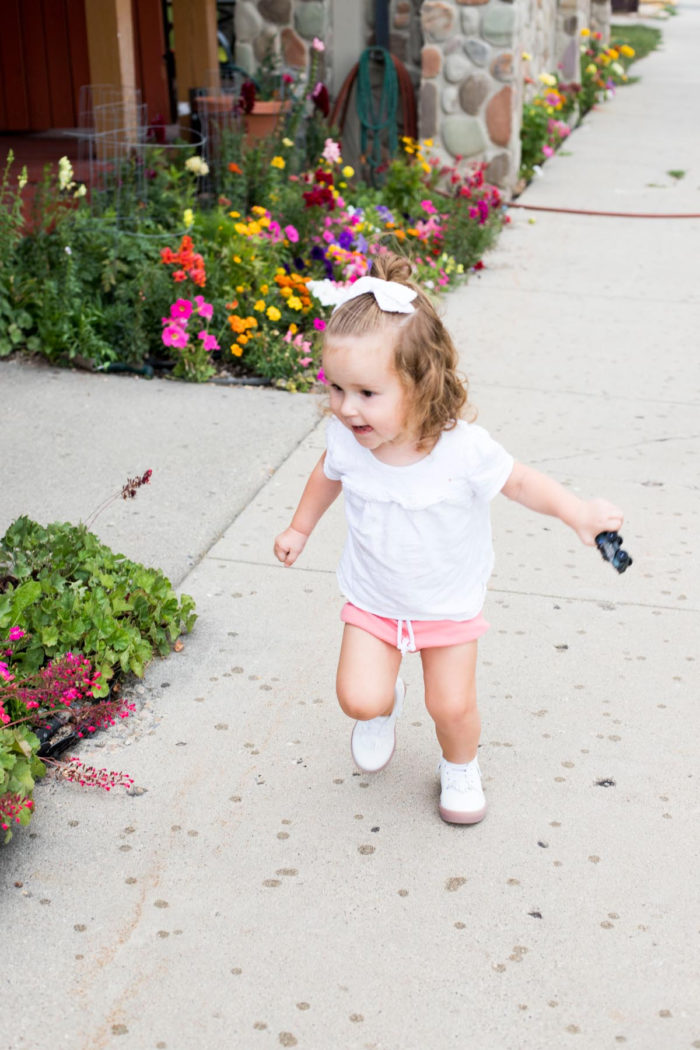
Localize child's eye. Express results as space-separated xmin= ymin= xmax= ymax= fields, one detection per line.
xmin=360 ymin=390 xmax=375 ymax=398
xmin=330 ymin=383 xmax=342 ymax=392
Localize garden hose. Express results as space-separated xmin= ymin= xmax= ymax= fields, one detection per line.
xmin=356 ymin=47 xmax=399 ymax=180
xmin=508 ymin=202 xmax=700 ymax=219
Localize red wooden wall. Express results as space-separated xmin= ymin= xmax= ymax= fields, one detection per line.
xmin=0 ymin=0 xmax=89 ymax=131
xmin=0 ymin=0 xmax=171 ymax=132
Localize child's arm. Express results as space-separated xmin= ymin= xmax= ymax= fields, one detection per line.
xmin=273 ymin=452 xmax=342 ymax=567
xmin=501 ymin=462 xmax=624 ymax=546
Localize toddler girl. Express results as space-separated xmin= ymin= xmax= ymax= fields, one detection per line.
xmin=273 ymin=253 xmax=623 ymax=824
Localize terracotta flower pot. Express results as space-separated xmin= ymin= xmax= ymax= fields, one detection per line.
xmin=244 ymin=99 xmax=291 ymax=144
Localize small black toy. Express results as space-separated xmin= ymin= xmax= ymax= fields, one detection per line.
xmin=595 ymin=531 xmax=633 ymax=574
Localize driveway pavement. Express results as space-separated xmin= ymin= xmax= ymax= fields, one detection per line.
xmin=1 ymin=8 xmax=699 ymax=1049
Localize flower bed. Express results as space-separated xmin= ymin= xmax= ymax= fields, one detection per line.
xmin=519 ymin=24 xmax=659 ymax=185
xmin=1 ymin=114 xmax=504 ymax=389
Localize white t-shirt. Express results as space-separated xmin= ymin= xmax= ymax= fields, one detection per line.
xmin=323 ymin=416 xmax=514 ymax=621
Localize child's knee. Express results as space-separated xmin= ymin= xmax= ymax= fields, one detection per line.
xmin=336 ymin=677 xmax=393 ymax=721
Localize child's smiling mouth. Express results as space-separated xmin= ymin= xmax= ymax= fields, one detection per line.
xmin=352 ymin=424 xmax=373 ymax=435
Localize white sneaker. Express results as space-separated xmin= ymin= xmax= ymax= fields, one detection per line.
xmin=350 ymin=678 xmax=405 ymax=773
xmin=438 ymin=757 xmax=486 ymax=824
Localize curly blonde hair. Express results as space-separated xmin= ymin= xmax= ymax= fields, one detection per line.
xmin=323 ymin=252 xmax=475 ymax=449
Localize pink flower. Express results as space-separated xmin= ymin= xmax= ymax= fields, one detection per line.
xmin=316 ymin=367 xmax=327 ymax=385
xmin=198 ymin=331 xmax=220 ymax=351
xmin=195 ymin=295 xmax=213 ymax=320
xmin=420 ymin=199 xmax=437 ymax=215
xmin=8 ymin=627 xmax=24 ymax=641
xmin=162 ymin=324 xmax=189 ymax=349
xmin=312 ymin=37 xmax=325 ymax=52
xmin=542 ymin=145 xmax=554 ymax=157
xmin=170 ymin=299 xmax=193 ymax=321
xmin=313 ymin=318 xmax=326 ymax=331
xmin=284 ymin=224 xmax=299 ymax=243
xmin=322 ymin=138 xmax=341 ymax=164
xmin=299 ymin=356 xmax=312 ymax=367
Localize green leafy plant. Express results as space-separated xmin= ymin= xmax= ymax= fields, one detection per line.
xmin=0 ymin=516 xmax=196 ymax=689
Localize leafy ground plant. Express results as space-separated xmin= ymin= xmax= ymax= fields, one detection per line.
xmin=0 ymin=472 xmax=197 ymax=842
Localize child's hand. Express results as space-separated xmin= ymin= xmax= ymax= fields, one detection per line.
xmin=572 ymin=499 xmax=624 ymax=547
xmin=273 ymin=527 xmax=309 ymax=567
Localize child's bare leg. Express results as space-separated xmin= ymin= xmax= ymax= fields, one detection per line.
xmin=420 ymin=642 xmax=480 ymax=763
xmin=336 ymin=624 xmax=402 ymax=721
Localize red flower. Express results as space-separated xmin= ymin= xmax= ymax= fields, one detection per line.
xmin=239 ymin=80 xmax=256 ymax=115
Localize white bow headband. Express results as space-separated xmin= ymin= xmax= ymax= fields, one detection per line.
xmin=332 ymin=275 xmax=417 ymax=315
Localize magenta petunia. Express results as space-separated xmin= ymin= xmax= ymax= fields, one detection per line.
xmin=313 ymin=318 xmax=327 ymax=331
xmin=284 ymin=225 xmax=299 ymax=243
xmin=170 ymin=298 xmax=193 ymax=320
xmin=162 ymin=324 xmax=189 ymax=349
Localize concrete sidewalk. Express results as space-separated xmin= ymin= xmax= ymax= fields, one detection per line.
xmin=1 ymin=7 xmax=699 ymax=1049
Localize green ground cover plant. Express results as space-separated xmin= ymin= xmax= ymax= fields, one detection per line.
xmin=0 ymin=475 xmax=196 ymax=843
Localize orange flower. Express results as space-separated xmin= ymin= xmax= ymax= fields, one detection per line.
xmin=228 ymin=162 xmax=242 ymax=174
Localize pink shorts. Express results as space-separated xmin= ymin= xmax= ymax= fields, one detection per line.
xmin=341 ymin=602 xmax=489 ymax=653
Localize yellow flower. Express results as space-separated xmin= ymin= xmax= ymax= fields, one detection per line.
xmin=248 ymin=221 xmax=261 ymax=235
xmin=183 ymin=208 xmax=194 ymax=227
xmin=342 ymin=165 xmax=354 ymax=178
xmin=282 ymin=137 xmax=293 ymax=147
xmin=521 ymin=51 xmax=532 ymax=61
xmin=237 ymin=334 xmax=249 ymax=346
xmin=287 ymin=295 xmax=303 ymax=311
xmin=231 ymin=343 xmax=244 ymax=357
xmin=271 ymin=155 xmax=286 ymax=169
xmin=580 ymin=27 xmax=591 ymax=37
xmin=586 ymin=63 xmax=597 ymax=75
xmin=608 ymin=48 xmax=619 ymax=60
xmin=254 ymin=300 xmax=266 ymax=312
xmin=538 ymin=72 xmax=557 ymax=87
xmin=229 ymin=211 xmax=241 ymax=218
xmin=233 ymin=254 xmax=242 ymax=264
xmin=266 ymin=305 xmax=281 ymax=321
xmin=288 ymin=323 xmax=298 ymax=334
xmin=280 ymin=286 xmax=292 ymax=299
xmin=421 ymin=163 xmax=430 ymax=174
xmin=422 ymin=138 xmax=434 ymax=148
xmin=236 ymin=285 xmax=244 ymax=293
xmin=620 ymin=44 xmax=635 ymax=58
xmin=251 ymin=205 xmax=266 ymax=215
xmin=234 ymin=222 xmax=248 ymax=236
xmin=261 ymin=284 xmax=269 ymax=294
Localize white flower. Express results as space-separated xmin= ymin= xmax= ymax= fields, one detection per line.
xmin=17 ymin=168 xmax=28 ymax=191
xmin=65 ymin=246 xmax=72 ymax=255
xmin=185 ymin=156 xmax=209 ymax=176
xmin=74 ymin=184 xmax=87 ymax=198
xmin=58 ymin=156 xmax=74 ymax=191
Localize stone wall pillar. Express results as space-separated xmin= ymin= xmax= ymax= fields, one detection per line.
xmin=417 ymin=0 xmax=610 ymax=191
xmin=234 ymin=0 xmax=332 ymax=77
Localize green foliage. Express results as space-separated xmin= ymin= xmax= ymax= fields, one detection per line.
xmin=0 ymin=517 xmax=197 ymax=692
xmin=0 ymin=726 xmax=44 ymax=844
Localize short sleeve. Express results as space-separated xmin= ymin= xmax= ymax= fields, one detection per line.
xmin=463 ymin=424 xmax=514 ymax=501
xmin=322 ymin=417 xmax=344 ymax=481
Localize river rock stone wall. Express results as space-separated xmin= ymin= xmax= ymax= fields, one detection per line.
xmin=235 ymin=0 xmax=611 ymax=190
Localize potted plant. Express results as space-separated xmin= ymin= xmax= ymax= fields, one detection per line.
xmin=239 ymin=43 xmax=295 ymax=143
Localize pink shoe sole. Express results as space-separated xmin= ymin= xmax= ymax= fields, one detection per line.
xmin=438 ymin=803 xmax=487 ymax=825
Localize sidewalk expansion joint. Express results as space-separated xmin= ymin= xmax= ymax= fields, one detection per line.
xmin=488 ymin=587 xmax=698 ymax=614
